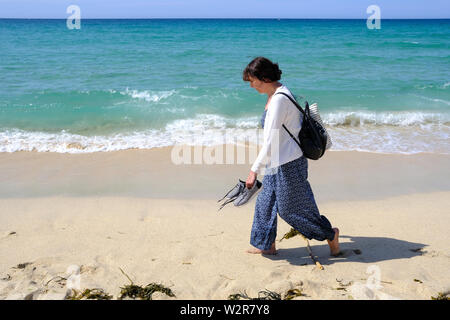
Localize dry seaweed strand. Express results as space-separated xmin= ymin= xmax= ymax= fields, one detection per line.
xmin=118 ymin=267 xmax=175 ymax=300
xmin=119 ymin=283 xmax=175 ymax=300
xmin=359 ymin=278 xmax=393 ymax=285
xmin=66 ymin=288 xmax=113 ymax=300
xmin=45 ymin=276 xmax=67 ymax=287
xmin=279 ymin=228 xmax=301 ymax=241
xmin=14 ymin=262 xmax=32 ymax=269
xmin=283 ymin=288 xmax=304 ymax=300
xmin=228 ymin=289 xmax=281 ymax=300
xmin=258 ymin=290 xmax=281 ymax=300
xmin=119 ymin=267 xmax=134 ymax=284
xmin=280 ymin=228 xmax=324 ymax=270
xmin=228 ymin=290 xmax=252 ymax=300
xmin=228 ymin=288 xmax=304 ymax=300
xmin=431 ymin=292 xmax=449 ymax=300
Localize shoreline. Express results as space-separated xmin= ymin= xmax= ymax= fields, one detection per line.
xmin=0 ymin=147 xmax=448 ymax=201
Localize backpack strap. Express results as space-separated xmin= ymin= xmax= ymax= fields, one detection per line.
xmin=275 ymin=92 xmax=306 ymax=116
xmin=275 ymin=92 xmax=305 ymax=149
xmin=282 ymin=123 xmax=302 ymax=149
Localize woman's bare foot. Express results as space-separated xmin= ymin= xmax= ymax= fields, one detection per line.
xmin=246 ymin=242 xmax=277 ymax=255
xmin=327 ymin=228 xmax=340 ymax=256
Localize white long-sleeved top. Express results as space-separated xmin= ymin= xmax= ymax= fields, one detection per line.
xmin=251 ymin=84 xmax=303 ymax=175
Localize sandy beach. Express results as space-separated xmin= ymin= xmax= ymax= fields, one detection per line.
xmin=0 ymin=147 xmax=449 ymax=300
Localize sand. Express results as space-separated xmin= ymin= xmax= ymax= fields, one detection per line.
xmin=0 ymin=148 xmax=449 ymax=300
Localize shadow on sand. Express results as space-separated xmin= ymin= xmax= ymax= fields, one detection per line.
xmin=265 ymin=234 xmax=428 ymax=266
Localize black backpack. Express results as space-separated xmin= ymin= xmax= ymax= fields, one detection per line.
xmin=275 ymin=92 xmax=331 ymax=160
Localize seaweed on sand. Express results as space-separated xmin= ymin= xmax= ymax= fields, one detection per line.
xmin=228 ymin=288 xmax=304 ymax=300
xmin=119 ymin=283 xmax=176 ymax=300
xmin=279 ymin=228 xmax=302 ymax=241
xmin=431 ymin=292 xmax=449 ymax=300
xmin=14 ymin=262 xmax=32 ymax=269
xmin=118 ymin=267 xmax=175 ymax=300
xmin=283 ymin=288 xmax=304 ymax=300
xmin=280 ymin=228 xmax=325 ymax=270
xmin=228 ymin=289 xmax=281 ymax=300
xmin=66 ymin=288 xmax=113 ymax=300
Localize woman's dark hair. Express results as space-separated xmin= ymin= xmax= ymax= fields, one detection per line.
xmin=243 ymin=57 xmax=282 ymax=82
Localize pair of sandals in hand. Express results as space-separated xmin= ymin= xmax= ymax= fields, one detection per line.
xmin=217 ymin=179 xmax=262 ymax=211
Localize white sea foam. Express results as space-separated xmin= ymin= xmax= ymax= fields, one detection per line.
xmin=121 ymin=88 xmax=177 ymax=102
xmin=403 ymin=41 xmax=419 ymax=44
xmin=415 ymin=82 xmax=450 ymax=90
xmin=415 ymin=95 xmax=450 ymax=106
xmin=0 ymin=112 xmax=449 ymax=154
xmin=322 ymin=111 xmax=449 ymax=127
xmin=328 ymin=126 xmax=450 ymax=154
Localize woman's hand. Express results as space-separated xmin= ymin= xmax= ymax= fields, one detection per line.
xmin=246 ymin=171 xmax=257 ymax=189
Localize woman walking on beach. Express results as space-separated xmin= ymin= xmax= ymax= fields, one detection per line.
xmin=243 ymin=57 xmax=340 ymax=256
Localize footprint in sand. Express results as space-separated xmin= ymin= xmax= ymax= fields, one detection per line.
xmin=333 ymin=249 xmax=363 ymax=258
xmin=80 ymin=265 xmax=99 ymax=275
xmin=409 ymin=248 xmax=447 ymax=258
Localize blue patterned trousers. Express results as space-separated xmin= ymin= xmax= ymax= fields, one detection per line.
xmin=250 ymin=156 xmax=335 ymax=250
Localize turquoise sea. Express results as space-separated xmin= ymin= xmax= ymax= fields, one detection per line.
xmin=0 ymin=19 xmax=449 ymax=153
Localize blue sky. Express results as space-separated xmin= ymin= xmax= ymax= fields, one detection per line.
xmin=0 ymin=0 xmax=449 ymax=19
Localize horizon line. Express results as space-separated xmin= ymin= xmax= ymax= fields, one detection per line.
xmin=1 ymin=17 xmax=449 ymax=20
